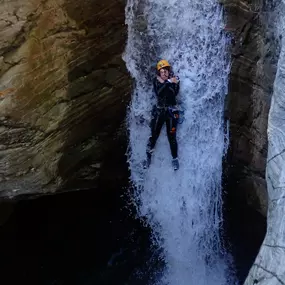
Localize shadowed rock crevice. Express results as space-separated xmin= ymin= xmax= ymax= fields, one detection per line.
xmin=223 ymin=1 xmax=285 ymax=284
xmin=223 ymin=0 xmax=278 ymax=217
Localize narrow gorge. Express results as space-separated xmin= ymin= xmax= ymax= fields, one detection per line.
xmin=0 ymin=0 xmax=284 ymax=284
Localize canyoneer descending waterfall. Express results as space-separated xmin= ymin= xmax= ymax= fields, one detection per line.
xmin=144 ymin=59 xmax=181 ymax=170
xmin=124 ymin=0 xmax=237 ymax=284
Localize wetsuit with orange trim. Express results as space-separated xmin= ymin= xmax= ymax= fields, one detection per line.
xmin=146 ymin=76 xmax=180 ymax=165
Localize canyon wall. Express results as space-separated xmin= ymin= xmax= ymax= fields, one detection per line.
xmin=0 ymin=0 xmax=131 ymax=198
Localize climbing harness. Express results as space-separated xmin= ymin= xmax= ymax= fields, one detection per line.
xmin=168 ymin=106 xmax=185 ymax=124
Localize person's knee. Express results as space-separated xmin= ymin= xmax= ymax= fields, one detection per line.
xmin=168 ymin=126 xmax=177 ymax=136
xmin=168 ymin=133 xmax=177 ymax=145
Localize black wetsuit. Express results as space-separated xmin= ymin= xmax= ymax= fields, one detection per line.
xmin=147 ymin=77 xmax=180 ymax=161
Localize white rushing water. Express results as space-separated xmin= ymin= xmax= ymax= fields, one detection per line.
xmin=123 ymin=1 xmax=235 ymax=284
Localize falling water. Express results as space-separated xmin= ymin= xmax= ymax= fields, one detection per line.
xmin=123 ymin=1 xmax=235 ymax=284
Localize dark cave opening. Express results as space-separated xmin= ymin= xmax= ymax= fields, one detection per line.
xmin=222 ymin=177 xmax=267 ymax=284
xmin=0 ymin=164 xmax=266 ymax=285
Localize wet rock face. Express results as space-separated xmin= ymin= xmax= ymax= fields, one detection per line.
xmin=245 ymin=47 xmax=285 ymax=285
xmin=223 ymin=1 xmax=285 ymax=284
xmin=0 ymin=0 xmax=131 ymax=198
xmin=223 ymin=0 xmax=277 ymax=216
xmin=244 ymin=2 xmax=285 ymax=283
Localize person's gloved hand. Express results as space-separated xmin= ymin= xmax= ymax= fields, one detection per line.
xmin=169 ymin=76 xmax=179 ymax=84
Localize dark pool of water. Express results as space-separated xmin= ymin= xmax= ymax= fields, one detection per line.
xmin=0 ymin=183 xmax=265 ymax=285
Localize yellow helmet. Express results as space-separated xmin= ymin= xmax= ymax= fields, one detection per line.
xmin=157 ymin=59 xmax=171 ymax=71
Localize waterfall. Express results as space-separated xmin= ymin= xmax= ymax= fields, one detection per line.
xmin=123 ymin=1 xmax=235 ymax=284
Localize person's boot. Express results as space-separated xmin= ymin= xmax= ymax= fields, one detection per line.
xmin=172 ymin=158 xmax=179 ymax=171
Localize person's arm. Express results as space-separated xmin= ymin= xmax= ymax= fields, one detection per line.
xmin=153 ymin=77 xmax=168 ymax=97
xmin=173 ymin=80 xmax=180 ymax=96
xmin=169 ymin=76 xmax=180 ymax=96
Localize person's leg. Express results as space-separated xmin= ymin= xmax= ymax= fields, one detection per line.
xmin=166 ymin=112 xmax=178 ymax=159
xmin=166 ymin=111 xmax=179 ymax=170
xmin=145 ymin=108 xmax=165 ymax=166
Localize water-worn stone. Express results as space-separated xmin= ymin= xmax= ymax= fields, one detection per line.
xmin=224 ymin=0 xmax=285 ymax=284
xmin=0 ymin=0 xmax=131 ymax=198
xmin=223 ymin=0 xmax=276 ymax=217
xmin=244 ymin=31 xmax=285 ymax=285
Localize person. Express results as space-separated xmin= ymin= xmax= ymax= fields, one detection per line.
xmin=144 ymin=59 xmax=180 ymax=170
